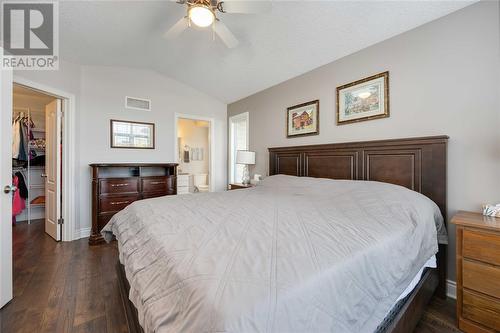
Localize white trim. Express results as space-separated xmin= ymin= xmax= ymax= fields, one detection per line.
xmin=446 ymin=279 xmax=457 ymax=299
xmin=228 ymin=112 xmax=249 ymax=184
xmin=13 ymin=77 xmax=77 ymax=242
xmin=74 ymin=227 xmax=91 ymax=240
xmin=0 ymin=67 xmax=13 ymax=308
xmin=174 ymin=113 xmax=215 ymax=192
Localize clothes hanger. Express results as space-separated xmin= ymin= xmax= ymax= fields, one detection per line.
xmin=13 ymin=112 xmax=21 ymax=122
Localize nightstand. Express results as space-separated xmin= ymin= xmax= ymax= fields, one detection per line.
xmin=228 ymin=183 xmax=255 ymax=190
xmin=451 ymin=211 xmax=500 ymax=333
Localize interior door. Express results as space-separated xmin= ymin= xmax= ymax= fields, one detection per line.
xmin=45 ymin=99 xmax=62 ymax=241
xmin=0 ymin=68 xmax=13 ymax=308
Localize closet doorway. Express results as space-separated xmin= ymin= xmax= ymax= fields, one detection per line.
xmin=12 ymin=84 xmax=63 ymax=241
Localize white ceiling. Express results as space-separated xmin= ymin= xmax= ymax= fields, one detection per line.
xmin=59 ymin=1 xmax=476 ymax=103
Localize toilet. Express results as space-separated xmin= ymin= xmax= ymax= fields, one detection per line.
xmin=194 ymin=174 xmax=209 ymax=193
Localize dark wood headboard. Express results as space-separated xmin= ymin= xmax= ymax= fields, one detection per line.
xmin=269 ymin=135 xmax=449 ymax=297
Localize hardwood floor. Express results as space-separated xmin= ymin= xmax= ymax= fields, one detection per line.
xmin=414 ymin=297 xmax=462 ymax=333
xmin=0 ymin=220 xmax=127 ymax=333
xmin=1 ymin=220 xmax=462 ymax=333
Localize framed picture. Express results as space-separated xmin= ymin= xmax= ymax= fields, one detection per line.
xmin=336 ymin=71 xmax=389 ymax=125
xmin=110 ymin=119 xmax=155 ymax=149
xmin=286 ymin=100 xmax=319 ymax=138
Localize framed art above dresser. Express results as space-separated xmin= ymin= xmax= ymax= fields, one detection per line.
xmin=88 ymin=163 xmax=178 ymax=245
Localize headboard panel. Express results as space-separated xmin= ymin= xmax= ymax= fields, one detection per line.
xmin=269 ymin=135 xmax=448 ymax=217
xmin=269 ymin=135 xmax=448 ymax=297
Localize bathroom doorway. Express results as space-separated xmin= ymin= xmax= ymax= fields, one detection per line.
xmin=174 ymin=114 xmax=214 ymax=194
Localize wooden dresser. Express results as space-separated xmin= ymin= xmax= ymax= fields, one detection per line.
xmin=452 ymin=211 xmax=500 ymax=332
xmin=89 ymin=163 xmax=178 ymax=245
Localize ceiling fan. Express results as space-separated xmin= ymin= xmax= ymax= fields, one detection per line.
xmin=165 ymin=0 xmax=271 ymax=48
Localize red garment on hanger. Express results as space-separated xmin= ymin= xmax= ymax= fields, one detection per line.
xmin=12 ymin=176 xmax=25 ymax=216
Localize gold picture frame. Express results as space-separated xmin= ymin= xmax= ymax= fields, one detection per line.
xmin=336 ymin=71 xmax=389 ymax=125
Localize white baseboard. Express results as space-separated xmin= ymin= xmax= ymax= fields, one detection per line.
xmin=73 ymin=227 xmax=91 ymax=240
xmin=446 ymin=279 xmax=456 ymax=299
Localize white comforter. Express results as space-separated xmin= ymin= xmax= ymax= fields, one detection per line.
xmin=102 ymin=175 xmax=446 ymax=333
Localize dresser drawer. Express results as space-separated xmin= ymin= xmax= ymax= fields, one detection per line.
xmin=463 ymin=289 xmax=500 ymax=331
xmin=463 ymin=229 xmax=500 ymax=266
xmin=99 ymin=195 xmax=139 ymax=213
xmin=463 ymin=259 xmax=500 ymax=299
xmin=100 ymin=178 xmax=139 ymax=195
xmin=142 ymin=176 xmax=172 ymax=194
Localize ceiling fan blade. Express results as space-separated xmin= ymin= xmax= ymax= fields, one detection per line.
xmin=214 ymin=21 xmax=239 ymax=48
xmin=164 ymin=17 xmax=188 ymax=40
xmin=219 ymin=1 xmax=272 ymax=14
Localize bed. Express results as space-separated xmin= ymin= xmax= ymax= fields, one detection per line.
xmin=103 ymin=135 xmax=448 ymax=333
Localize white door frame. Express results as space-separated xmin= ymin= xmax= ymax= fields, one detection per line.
xmin=1 ymin=67 xmax=13 ymax=308
xmin=13 ymin=77 xmax=77 ymax=242
xmin=174 ymin=113 xmax=215 ymax=192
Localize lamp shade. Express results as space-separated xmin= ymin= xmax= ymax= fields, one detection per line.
xmin=236 ymin=150 xmax=255 ymax=165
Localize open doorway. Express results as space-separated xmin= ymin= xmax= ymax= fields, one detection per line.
xmin=175 ymin=115 xmax=214 ymax=194
xmin=12 ymin=84 xmax=63 ymax=241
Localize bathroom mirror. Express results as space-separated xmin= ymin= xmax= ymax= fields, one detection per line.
xmin=110 ymin=119 xmax=155 ymax=149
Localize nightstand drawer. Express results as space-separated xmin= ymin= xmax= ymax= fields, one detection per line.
xmin=463 ymin=229 xmax=500 ymax=266
xmin=463 ymin=260 xmax=500 ymax=299
xmin=463 ymin=289 xmax=500 ymax=331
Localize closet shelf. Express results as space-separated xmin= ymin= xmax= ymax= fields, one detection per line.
xmin=30 ymin=196 xmax=45 ymax=206
xmin=30 ymin=203 xmax=45 ymax=208
xmin=29 ymin=185 xmax=44 ymax=189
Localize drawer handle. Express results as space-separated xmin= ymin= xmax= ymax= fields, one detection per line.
xmin=150 ymin=181 xmax=166 ymax=185
xmin=111 ymin=183 xmax=129 ymax=187
xmin=110 ymin=201 xmax=129 ymax=205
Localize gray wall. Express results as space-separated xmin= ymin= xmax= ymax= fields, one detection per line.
xmin=228 ymin=1 xmax=500 ymax=283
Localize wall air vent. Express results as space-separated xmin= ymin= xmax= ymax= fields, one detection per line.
xmin=125 ymin=96 xmax=151 ymax=111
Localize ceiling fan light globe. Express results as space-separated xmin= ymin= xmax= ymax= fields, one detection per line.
xmin=189 ymin=5 xmax=215 ymax=28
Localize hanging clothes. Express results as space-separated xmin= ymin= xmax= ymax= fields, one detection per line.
xmin=15 ymin=171 xmax=28 ymax=199
xmin=12 ymin=176 xmax=25 ymax=217
xmin=21 ymin=117 xmax=32 ymax=152
xmin=12 ymin=115 xmax=34 ymax=161
xmin=12 ymin=118 xmax=21 ymax=159
xmin=18 ymin=125 xmax=27 ymax=161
